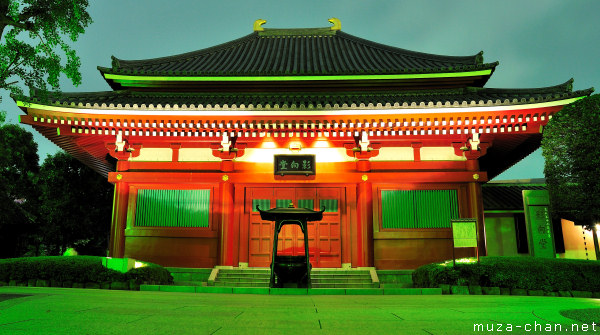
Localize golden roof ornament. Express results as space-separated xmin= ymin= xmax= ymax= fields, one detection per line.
xmin=328 ymin=17 xmax=341 ymax=31
xmin=254 ymin=19 xmax=267 ymax=32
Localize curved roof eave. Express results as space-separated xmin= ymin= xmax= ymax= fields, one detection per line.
xmin=15 ymin=85 xmax=593 ymax=113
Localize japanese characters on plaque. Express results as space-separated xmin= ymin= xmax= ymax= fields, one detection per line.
xmin=529 ymin=206 xmax=552 ymax=253
xmin=522 ymin=190 xmax=555 ymax=258
xmin=274 ymin=155 xmax=316 ymax=176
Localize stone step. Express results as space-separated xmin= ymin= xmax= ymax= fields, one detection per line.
xmin=210 ymin=267 xmax=378 ymax=289
xmin=311 ymin=274 xmax=371 ymax=280
xmin=214 ymin=281 xmax=269 ymax=287
xmin=311 ymin=270 xmax=371 ymax=275
xmin=312 ymin=283 xmax=376 ymax=288
xmin=311 ymin=278 xmax=371 ymax=284
xmin=311 ymin=272 xmax=370 ymax=276
xmin=310 ymin=271 xmax=371 ymax=276
xmin=216 ymin=277 xmax=270 ymax=283
xmin=217 ymin=273 xmax=270 ymax=279
xmin=213 ymin=268 xmax=271 ymax=288
xmin=218 ymin=270 xmax=270 ymax=275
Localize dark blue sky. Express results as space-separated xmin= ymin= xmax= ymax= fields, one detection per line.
xmin=2 ymin=0 xmax=598 ymax=180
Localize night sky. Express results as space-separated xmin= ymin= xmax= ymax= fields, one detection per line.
xmin=2 ymin=0 xmax=598 ymax=180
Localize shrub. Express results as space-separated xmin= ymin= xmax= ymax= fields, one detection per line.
xmin=0 ymin=256 xmax=173 ymax=288
xmin=0 ymin=256 xmax=122 ymax=283
xmin=413 ymin=256 xmax=600 ymax=292
xmin=126 ymin=263 xmax=173 ymax=285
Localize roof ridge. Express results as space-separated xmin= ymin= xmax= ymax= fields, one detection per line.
xmin=336 ymin=31 xmax=482 ymax=65
xmin=110 ymin=33 xmax=258 ymax=70
xmin=258 ymin=27 xmax=335 ymax=36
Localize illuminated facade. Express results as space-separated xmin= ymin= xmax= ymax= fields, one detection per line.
xmin=17 ymin=19 xmax=592 ymax=269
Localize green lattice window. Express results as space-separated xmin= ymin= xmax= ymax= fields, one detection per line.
xmin=276 ymin=199 xmax=293 ymax=208
xmin=252 ymin=199 xmax=271 ymax=212
xmin=135 ymin=189 xmax=210 ymax=227
xmin=320 ymin=199 xmax=338 ymax=212
xmin=381 ymin=190 xmax=459 ymax=229
xmin=297 ymin=199 xmax=314 ymax=210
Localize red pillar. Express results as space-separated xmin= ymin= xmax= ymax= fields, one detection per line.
xmin=109 ymin=180 xmax=128 ymax=258
xmin=468 ymin=182 xmax=487 ymax=257
xmin=466 ymin=158 xmax=487 ymax=257
xmin=220 ymin=180 xmax=236 ymax=266
xmin=356 ymin=180 xmax=374 ymax=267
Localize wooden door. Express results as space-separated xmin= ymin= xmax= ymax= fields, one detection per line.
xmin=314 ymin=188 xmax=342 ymax=268
xmin=247 ymin=187 xmax=342 ymax=268
xmin=248 ymin=188 xmax=275 ymax=267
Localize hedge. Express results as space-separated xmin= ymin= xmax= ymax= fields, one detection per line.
xmin=413 ymin=256 xmax=600 ymax=292
xmin=0 ymin=256 xmax=173 ymax=289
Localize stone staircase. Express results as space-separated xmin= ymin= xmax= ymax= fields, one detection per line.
xmin=208 ymin=267 xmax=379 ymax=288
xmin=210 ymin=268 xmax=271 ymax=288
xmin=311 ymin=268 xmax=378 ymax=288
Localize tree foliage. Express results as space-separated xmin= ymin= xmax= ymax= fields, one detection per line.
xmin=542 ymin=94 xmax=600 ymax=227
xmin=0 ymin=122 xmax=38 ymax=257
xmin=0 ymin=124 xmax=113 ymax=258
xmin=0 ymin=0 xmax=92 ymax=102
xmin=38 ymin=151 xmax=113 ymax=256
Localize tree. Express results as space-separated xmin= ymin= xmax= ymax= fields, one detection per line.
xmin=37 ymin=151 xmax=112 ymax=256
xmin=0 ymin=120 xmax=39 ymax=257
xmin=0 ymin=0 xmax=92 ymax=102
xmin=542 ymin=94 xmax=600 ymax=259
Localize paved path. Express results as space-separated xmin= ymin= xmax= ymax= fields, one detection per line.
xmin=1 ymin=286 xmax=599 ymax=334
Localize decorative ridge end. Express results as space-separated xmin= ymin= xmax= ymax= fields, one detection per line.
xmin=254 ymin=19 xmax=267 ymax=32
xmin=328 ymin=17 xmax=341 ymax=31
xmin=111 ymin=56 xmax=120 ymax=70
xmin=475 ymin=51 xmax=484 ymax=64
xmin=565 ymin=78 xmax=574 ymax=92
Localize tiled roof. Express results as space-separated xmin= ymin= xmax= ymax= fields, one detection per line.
xmin=482 ymin=183 xmax=547 ymax=211
xmin=28 ymin=80 xmax=590 ymax=110
xmin=98 ymin=28 xmax=497 ymax=77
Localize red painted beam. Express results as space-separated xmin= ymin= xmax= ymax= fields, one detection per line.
xmin=108 ymin=170 xmax=488 ymax=185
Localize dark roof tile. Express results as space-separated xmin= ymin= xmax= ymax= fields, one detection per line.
xmin=482 ymin=184 xmax=547 ymax=211
xmin=100 ymin=29 xmax=496 ymax=77
xmin=28 ymin=81 xmax=590 ymax=109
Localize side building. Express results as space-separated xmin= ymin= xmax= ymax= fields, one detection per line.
xmin=16 ymin=19 xmax=592 ymax=269
xmin=483 ymin=180 xmax=599 ymax=261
